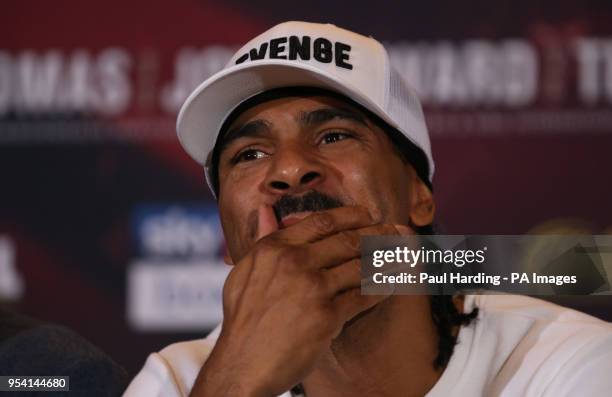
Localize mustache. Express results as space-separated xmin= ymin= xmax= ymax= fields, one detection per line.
xmin=273 ymin=190 xmax=344 ymax=223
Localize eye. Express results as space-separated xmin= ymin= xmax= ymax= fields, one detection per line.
xmin=232 ymin=148 xmax=268 ymax=164
xmin=321 ymin=130 xmax=352 ymax=144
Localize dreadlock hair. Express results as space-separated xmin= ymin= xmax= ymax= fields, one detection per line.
xmin=209 ymin=87 xmax=478 ymax=380
xmin=414 ymin=224 xmax=479 ymax=370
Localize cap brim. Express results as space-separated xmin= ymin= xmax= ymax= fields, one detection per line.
xmin=176 ymin=59 xmax=403 ymax=167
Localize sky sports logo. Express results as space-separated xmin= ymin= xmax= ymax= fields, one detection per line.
xmin=131 ymin=204 xmax=223 ymax=259
xmin=127 ymin=203 xmax=229 ymax=331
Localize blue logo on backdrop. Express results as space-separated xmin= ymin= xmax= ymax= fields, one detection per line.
xmin=131 ymin=204 xmax=224 ymax=259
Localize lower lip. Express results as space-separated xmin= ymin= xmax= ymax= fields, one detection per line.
xmin=280 ymin=212 xmax=313 ymax=228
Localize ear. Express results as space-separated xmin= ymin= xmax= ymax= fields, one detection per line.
xmin=408 ymin=173 xmax=435 ymax=228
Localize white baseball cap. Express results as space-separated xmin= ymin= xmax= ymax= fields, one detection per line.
xmin=177 ymin=21 xmax=434 ymax=196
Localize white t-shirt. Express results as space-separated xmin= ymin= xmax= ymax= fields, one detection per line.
xmin=123 ymin=295 xmax=612 ymax=396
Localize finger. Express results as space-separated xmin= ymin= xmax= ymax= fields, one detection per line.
xmin=277 ymin=206 xmax=375 ymax=244
xmin=323 ymin=258 xmax=361 ymax=295
xmin=306 ymin=223 xmax=414 ymax=269
xmin=256 ymin=204 xmax=279 ymax=241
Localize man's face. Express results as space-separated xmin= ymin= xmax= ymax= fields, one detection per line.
xmin=216 ymin=95 xmax=434 ymax=262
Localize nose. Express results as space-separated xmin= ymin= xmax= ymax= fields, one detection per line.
xmin=262 ymin=145 xmax=325 ymax=195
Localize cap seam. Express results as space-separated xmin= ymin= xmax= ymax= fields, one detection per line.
xmin=380 ymin=40 xmax=391 ymax=109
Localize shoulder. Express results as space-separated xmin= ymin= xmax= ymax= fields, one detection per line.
xmin=469 ymin=294 xmax=612 ymax=396
xmin=123 ymin=326 xmax=220 ymax=397
xmin=472 ymin=294 xmax=610 ymax=323
xmin=472 ymin=294 xmax=612 ymax=341
xmin=472 ymin=294 xmax=612 ymax=356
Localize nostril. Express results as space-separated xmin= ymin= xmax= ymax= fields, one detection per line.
xmin=300 ymin=171 xmax=320 ymax=185
xmin=270 ymin=180 xmax=290 ymax=190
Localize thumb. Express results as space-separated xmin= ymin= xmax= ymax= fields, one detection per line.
xmin=256 ymin=204 xmax=279 ymax=241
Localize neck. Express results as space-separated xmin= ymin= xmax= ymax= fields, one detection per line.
xmin=302 ymin=296 xmax=443 ymax=397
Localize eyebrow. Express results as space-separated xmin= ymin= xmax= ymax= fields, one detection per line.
xmin=297 ymin=107 xmax=368 ymax=128
xmin=217 ymin=106 xmax=369 ymax=156
xmin=217 ymin=119 xmax=271 ymax=154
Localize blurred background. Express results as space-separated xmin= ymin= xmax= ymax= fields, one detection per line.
xmin=1 ymin=0 xmax=612 ymax=377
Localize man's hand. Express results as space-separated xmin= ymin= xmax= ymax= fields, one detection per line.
xmin=189 ymin=206 xmax=412 ymax=397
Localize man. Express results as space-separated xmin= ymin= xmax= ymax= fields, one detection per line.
xmin=124 ymin=22 xmax=612 ymax=396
